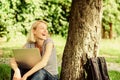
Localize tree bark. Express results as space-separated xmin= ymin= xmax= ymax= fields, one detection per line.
xmin=60 ymin=0 xmax=102 ymax=80
xmin=109 ymin=23 xmax=112 ymax=39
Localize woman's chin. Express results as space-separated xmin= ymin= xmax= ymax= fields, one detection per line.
xmin=41 ymin=37 xmax=47 ymax=40
xmin=43 ymin=37 xmax=47 ymax=40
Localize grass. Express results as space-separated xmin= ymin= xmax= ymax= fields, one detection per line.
xmin=99 ymin=37 xmax=120 ymax=64
xmin=0 ymin=35 xmax=120 ymax=80
xmin=0 ymin=64 xmax=11 ymax=80
xmin=0 ymin=64 xmax=120 ymax=80
xmin=108 ymin=70 xmax=120 ymax=80
xmin=51 ymin=35 xmax=66 ymax=64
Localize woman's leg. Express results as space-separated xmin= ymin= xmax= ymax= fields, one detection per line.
xmin=31 ymin=69 xmax=46 ymax=80
xmin=31 ymin=69 xmax=58 ymax=80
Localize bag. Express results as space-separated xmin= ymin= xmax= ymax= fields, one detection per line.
xmin=84 ymin=57 xmax=110 ymax=80
xmin=98 ymin=57 xmax=110 ymax=80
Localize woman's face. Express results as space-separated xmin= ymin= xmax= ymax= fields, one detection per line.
xmin=33 ymin=23 xmax=48 ymax=40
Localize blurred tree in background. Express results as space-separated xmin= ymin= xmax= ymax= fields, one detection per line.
xmin=0 ymin=0 xmax=120 ymax=41
xmin=102 ymin=0 xmax=120 ymax=39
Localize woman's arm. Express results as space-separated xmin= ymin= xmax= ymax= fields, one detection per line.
xmin=22 ymin=42 xmax=53 ymax=79
xmin=10 ymin=58 xmax=21 ymax=80
xmin=10 ymin=58 xmax=18 ymax=70
xmin=10 ymin=43 xmax=28 ymax=80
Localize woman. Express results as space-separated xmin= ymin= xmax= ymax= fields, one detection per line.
xmin=10 ymin=20 xmax=58 ymax=80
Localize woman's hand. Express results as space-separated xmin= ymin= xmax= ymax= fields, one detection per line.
xmin=13 ymin=77 xmax=21 ymax=80
xmin=21 ymin=74 xmax=28 ymax=80
xmin=10 ymin=58 xmax=21 ymax=80
xmin=13 ymin=68 xmax=21 ymax=80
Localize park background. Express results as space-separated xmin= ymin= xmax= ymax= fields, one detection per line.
xmin=0 ymin=0 xmax=120 ymax=80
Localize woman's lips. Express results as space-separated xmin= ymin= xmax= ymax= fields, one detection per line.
xmin=42 ymin=33 xmax=46 ymax=36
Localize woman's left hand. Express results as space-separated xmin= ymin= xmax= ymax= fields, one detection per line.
xmin=21 ymin=74 xmax=28 ymax=80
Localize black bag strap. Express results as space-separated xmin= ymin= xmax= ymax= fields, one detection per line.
xmin=84 ymin=57 xmax=110 ymax=80
xmin=84 ymin=57 xmax=102 ymax=80
xmin=97 ymin=57 xmax=110 ymax=80
xmin=91 ymin=58 xmax=103 ymax=80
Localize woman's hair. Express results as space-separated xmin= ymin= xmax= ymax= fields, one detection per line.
xmin=27 ymin=20 xmax=48 ymax=43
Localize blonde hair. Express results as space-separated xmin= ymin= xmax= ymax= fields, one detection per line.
xmin=27 ymin=20 xmax=48 ymax=43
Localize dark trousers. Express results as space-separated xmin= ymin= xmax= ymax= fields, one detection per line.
xmin=11 ymin=68 xmax=58 ymax=80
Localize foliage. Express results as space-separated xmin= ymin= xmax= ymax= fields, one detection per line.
xmin=39 ymin=0 xmax=71 ymax=37
xmin=0 ymin=0 xmax=120 ymax=40
xmin=0 ymin=22 xmax=7 ymax=37
xmin=0 ymin=0 xmax=71 ymax=40
xmin=102 ymin=0 xmax=120 ymax=35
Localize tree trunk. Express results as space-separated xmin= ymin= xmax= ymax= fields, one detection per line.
xmin=60 ymin=0 xmax=102 ymax=80
xmin=109 ymin=23 xmax=112 ymax=39
xmin=102 ymin=25 xmax=106 ymax=39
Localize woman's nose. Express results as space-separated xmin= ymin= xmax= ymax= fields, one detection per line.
xmin=44 ymin=29 xmax=48 ymax=33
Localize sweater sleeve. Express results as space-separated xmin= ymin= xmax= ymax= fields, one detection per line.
xmin=24 ymin=43 xmax=35 ymax=48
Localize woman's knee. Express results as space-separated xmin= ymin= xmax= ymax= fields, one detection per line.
xmin=31 ymin=69 xmax=47 ymax=80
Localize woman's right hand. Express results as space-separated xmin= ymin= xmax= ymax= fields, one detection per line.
xmin=13 ymin=69 xmax=21 ymax=80
xmin=10 ymin=58 xmax=21 ymax=80
xmin=13 ymin=68 xmax=21 ymax=80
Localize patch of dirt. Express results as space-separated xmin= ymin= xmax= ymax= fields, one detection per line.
xmin=99 ymin=54 xmax=118 ymax=58
xmin=107 ymin=62 xmax=120 ymax=72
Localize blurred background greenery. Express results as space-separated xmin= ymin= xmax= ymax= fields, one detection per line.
xmin=0 ymin=0 xmax=120 ymax=80
xmin=0 ymin=0 xmax=71 ymax=40
xmin=0 ymin=0 xmax=120 ymax=40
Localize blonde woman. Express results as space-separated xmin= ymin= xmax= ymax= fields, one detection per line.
xmin=10 ymin=20 xmax=58 ymax=80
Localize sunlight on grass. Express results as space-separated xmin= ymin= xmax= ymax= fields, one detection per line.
xmin=109 ymin=70 xmax=120 ymax=80
xmin=100 ymin=38 xmax=120 ymax=55
xmin=99 ymin=37 xmax=120 ymax=64
xmin=51 ymin=35 xmax=66 ymax=47
xmin=51 ymin=35 xmax=66 ymax=65
xmin=51 ymin=35 xmax=66 ymax=55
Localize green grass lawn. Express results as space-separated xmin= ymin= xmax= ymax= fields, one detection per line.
xmin=0 ymin=64 xmax=11 ymax=80
xmin=99 ymin=38 xmax=120 ymax=64
xmin=0 ymin=64 xmax=120 ymax=80
xmin=108 ymin=70 xmax=120 ymax=80
xmin=0 ymin=35 xmax=120 ymax=80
